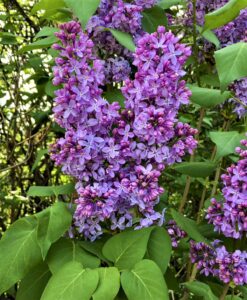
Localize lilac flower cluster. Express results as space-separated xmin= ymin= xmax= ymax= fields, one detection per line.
xmin=190 ymin=139 xmax=247 ymax=285
xmin=166 ymin=220 xmax=187 ymax=248
xmin=185 ymin=0 xmax=247 ymax=118
xmin=190 ymin=241 xmax=247 ymax=285
xmin=51 ymin=21 xmax=197 ymax=240
xmin=206 ymin=139 xmax=247 ymax=239
xmin=87 ymin=0 xmax=158 ymax=83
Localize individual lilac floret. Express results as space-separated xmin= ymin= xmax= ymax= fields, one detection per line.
xmin=51 ymin=23 xmax=197 ymax=240
xmin=190 ymin=241 xmax=247 ymax=285
xmin=166 ymin=220 xmax=187 ymax=248
xmin=206 ymin=138 xmax=247 ymax=239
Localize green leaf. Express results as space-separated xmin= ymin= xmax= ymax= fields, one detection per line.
xmin=41 ymin=261 xmax=99 ymax=300
xmin=27 ymin=183 xmax=75 ymax=197
xmin=16 ymin=262 xmax=51 ymax=300
xmin=158 ymin=0 xmax=183 ymax=9
xmin=171 ymin=209 xmax=209 ymax=244
xmin=109 ymin=29 xmax=136 ymax=52
xmin=104 ymin=88 xmax=125 ymax=107
xmin=184 ymin=281 xmax=218 ymax=300
xmin=35 ymin=202 xmax=72 ymax=259
xmin=173 ymin=162 xmax=216 ymax=178
xmin=32 ymin=149 xmax=48 ymax=172
xmin=45 ymin=80 xmax=58 ymax=97
xmin=204 ymin=0 xmax=247 ymax=31
xmin=209 ymin=131 xmax=245 ymax=160
xmin=121 ymin=260 xmax=169 ymax=300
xmin=93 ymin=268 xmax=120 ymax=300
xmin=188 ymin=85 xmax=231 ymax=108
xmin=142 ymin=6 xmax=167 ymax=33
xmin=19 ymin=36 xmax=58 ymax=53
xmin=80 ymin=236 xmax=109 ymax=262
xmin=214 ymin=42 xmax=247 ymax=90
xmin=238 ymin=286 xmax=247 ymax=298
xmin=47 ymin=238 xmax=100 ymax=274
xmin=35 ymin=27 xmax=58 ymax=38
xmin=201 ymin=74 xmax=220 ymax=88
xmin=197 ymin=26 xmax=220 ymax=49
xmin=102 ymin=228 xmax=153 ymax=271
xmin=0 ymin=217 xmax=42 ymax=294
xmin=32 ymin=0 xmax=66 ymax=14
xmin=146 ymin=227 xmax=171 ymax=273
xmin=65 ymin=0 xmax=100 ymax=29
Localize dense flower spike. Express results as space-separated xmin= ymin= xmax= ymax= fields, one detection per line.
xmin=190 ymin=241 xmax=247 ymax=285
xmin=191 ymin=139 xmax=247 ymax=285
xmin=51 ymin=21 xmax=197 ymax=240
xmin=206 ymin=139 xmax=247 ymax=239
xmin=185 ymin=0 xmax=247 ymax=118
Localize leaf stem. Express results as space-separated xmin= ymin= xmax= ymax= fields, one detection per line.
xmin=220 ymin=283 xmax=230 ymax=300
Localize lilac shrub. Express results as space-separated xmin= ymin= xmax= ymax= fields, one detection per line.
xmin=185 ymin=0 xmax=247 ymax=118
xmin=51 ymin=22 xmax=197 ymax=240
xmin=190 ymin=241 xmax=247 ymax=285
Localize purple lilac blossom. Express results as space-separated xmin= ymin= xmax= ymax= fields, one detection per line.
xmin=51 ymin=22 xmax=197 ymax=240
xmin=86 ymin=0 xmax=160 ymax=83
xmin=166 ymin=220 xmax=187 ymax=248
xmin=190 ymin=241 xmax=247 ymax=285
xmin=206 ymin=139 xmax=247 ymax=239
xmin=185 ymin=0 xmax=247 ymax=118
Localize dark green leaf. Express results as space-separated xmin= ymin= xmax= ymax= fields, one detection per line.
xmin=188 ymin=85 xmax=231 ymax=108
xmin=238 ymin=286 xmax=247 ymax=298
xmin=209 ymin=131 xmax=245 ymax=160
xmin=171 ymin=209 xmax=209 ymax=243
xmin=104 ymin=88 xmax=125 ymax=107
xmin=102 ymin=228 xmax=153 ymax=271
xmin=109 ymin=29 xmax=136 ymax=52
xmin=204 ymin=0 xmax=247 ymax=31
xmin=173 ymin=162 xmax=216 ymax=178
xmin=45 ymin=80 xmax=58 ymax=97
xmin=93 ymin=268 xmax=120 ymax=300
xmin=146 ymin=227 xmax=171 ymax=273
xmin=32 ymin=149 xmax=48 ymax=172
xmin=184 ymin=281 xmax=218 ymax=300
xmin=0 ymin=217 xmax=42 ymax=294
xmin=65 ymin=0 xmax=100 ymax=29
xmin=121 ymin=260 xmax=169 ymax=300
xmin=16 ymin=262 xmax=51 ymax=300
xmin=35 ymin=202 xmax=72 ymax=259
xmin=214 ymin=42 xmax=247 ymax=90
xmin=47 ymin=238 xmax=100 ymax=274
xmin=41 ymin=261 xmax=99 ymax=300
xmin=142 ymin=6 xmax=167 ymax=33
xmin=27 ymin=183 xmax=75 ymax=197
xmin=197 ymin=26 xmax=220 ymax=49
xmin=80 ymin=236 xmax=109 ymax=262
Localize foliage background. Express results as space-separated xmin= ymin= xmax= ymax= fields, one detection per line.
xmin=0 ymin=0 xmax=246 ymax=299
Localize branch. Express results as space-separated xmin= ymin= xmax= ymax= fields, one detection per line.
xmin=8 ymin=0 xmax=39 ymax=33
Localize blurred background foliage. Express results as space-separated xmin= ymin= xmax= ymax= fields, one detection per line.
xmin=0 ymin=0 xmax=72 ymax=236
